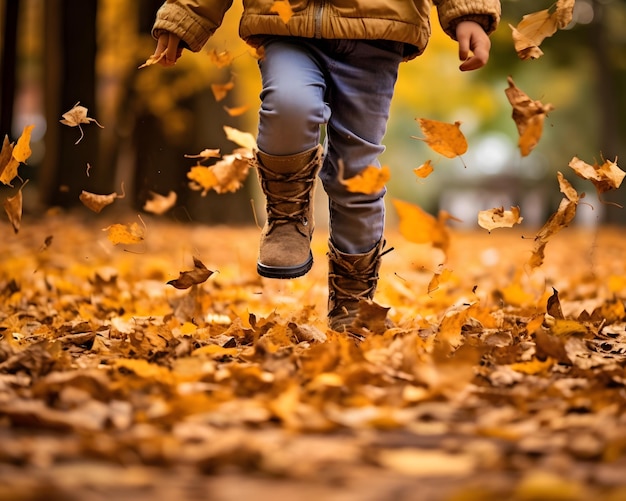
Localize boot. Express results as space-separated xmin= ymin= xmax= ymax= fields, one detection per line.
xmin=327 ymin=239 xmax=392 ymax=333
xmin=255 ymin=145 xmax=324 ymax=279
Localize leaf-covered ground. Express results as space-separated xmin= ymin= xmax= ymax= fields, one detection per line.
xmin=1 ymin=211 xmax=626 ymax=501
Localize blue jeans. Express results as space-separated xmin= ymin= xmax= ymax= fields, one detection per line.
xmin=256 ymin=38 xmax=404 ymax=254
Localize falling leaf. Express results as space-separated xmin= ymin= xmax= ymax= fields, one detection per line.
xmin=103 ymin=222 xmax=145 ymax=245
xmin=143 ymin=190 xmax=177 ymax=215
xmin=207 ymin=49 xmax=233 ymax=68
xmin=477 ymin=206 xmax=523 ymax=232
xmin=505 ymin=76 xmax=554 ymax=157
xmin=546 ymin=288 xmax=564 ymax=320
xmin=211 ymin=81 xmax=235 ymax=102
xmin=79 ymin=191 xmax=119 ymax=213
xmin=224 ymin=105 xmax=250 ymax=117
xmin=568 ymin=156 xmax=625 ymax=198
xmin=187 ymin=165 xmax=218 ymax=196
xmin=270 ymin=0 xmax=294 ymax=24
xmin=138 ymin=51 xmax=165 ymax=69
xmin=60 ymin=102 xmax=104 ymax=144
xmin=392 ymin=198 xmax=458 ymax=256
xmin=223 ymin=125 xmax=257 ymax=152
xmin=0 ymin=125 xmax=34 ymax=186
xmin=3 ymin=186 xmax=25 ymax=234
xmin=206 ymin=151 xmax=252 ymax=194
xmin=413 ymin=160 xmax=434 ymax=179
xmin=184 ymin=149 xmax=221 ymax=161
xmin=509 ymin=0 xmax=575 ymax=60
xmin=427 ymin=267 xmax=454 ymax=295
xmin=339 ymin=163 xmax=390 ymax=195
xmin=413 ymin=119 xmax=468 ymax=158
xmin=528 ymin=174 xmax=580 ymax=269
xmin=167 ymin=256 xmax=214 ymax=289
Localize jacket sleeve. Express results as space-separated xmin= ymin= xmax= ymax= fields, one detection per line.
xmin=152 ymin=0 xmax=234 ymax=52
xmin=433 ymin=0 xmax=501 ymax=40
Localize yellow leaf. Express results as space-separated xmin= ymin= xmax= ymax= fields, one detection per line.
xmin=187 ymin=165 xmax=218 ymax=196
xmin=477 ymin=206 xmax=523 ymax=232
xmin=12 ymin=124 xmax=35 ymax=163
xmin=340 ymin=164 xmax=390 ymax=194
xmin=0 ymin=136 xmax=19 ymax=186
xmin=103 ymin=222 xmax=145 ymax=245
xmin=509 ymin=357 xmax=554 ymax=375
xmin=270 ymin=0 xmax=294 ymax=24
xmin=414 ymin=118 xmax=467 ymax=158
xmin=211 ymin=81 xmax=235 ymax=102
xmin=413 ymin=160 xmax=434 ymax=179
xmin=192 ymin=345 xmax=239 ymax=357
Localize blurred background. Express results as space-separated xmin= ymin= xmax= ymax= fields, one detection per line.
xmin=1 ymin=0 xmax=625 ymax=230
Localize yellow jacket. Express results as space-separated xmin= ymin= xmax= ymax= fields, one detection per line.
xmin=153 ymin=0 xmax=500 ymax=61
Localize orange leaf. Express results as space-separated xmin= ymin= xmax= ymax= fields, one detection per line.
xmin=224 ymin=104 xmax=250 ymax=117
xmin=103 ymin=222 xmax=145 ymax=245
xmin=568 ymin=156 xmax=625 ymax=195
xmin=413 ymin=160 xmax=434 ymax=179
xmin=187 ymin=165 xmax=218 ymax=196
xmin=207 ymin=49 xmax=233 ymax=68
xmin=414 ymin=119 xmax=467 ymax=158
xmin=270 ymin=0 xmax=294 ymax=24
xmin=210 ymin=81 xmax=235 ymax=102
xmin=167 ymin=256 xmax=214 ymax=289
xmin=340 ymin=164 xmax=390 ymax=194
xmin=392 ymin=198 xmax=456 ymax=255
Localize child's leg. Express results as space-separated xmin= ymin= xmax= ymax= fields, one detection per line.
xmin=254 ymin=39 xmax=329 ymax=278
xmin=318 ymin=40 xmax=404 ymax=332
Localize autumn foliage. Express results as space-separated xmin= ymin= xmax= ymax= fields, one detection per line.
xmin=1 ymin=1 xmax=626 ymax=498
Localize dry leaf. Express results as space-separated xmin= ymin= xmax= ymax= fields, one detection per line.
xmin=509 ymin=0 xmax=575 ymax=60
xmin=0 ymin=125 xmax=34 ymax=186
xmin=3 ymin=188 xmax=23 ymax=234
xmin=505 ymin=76 xmax=554 ymax=157
xmin=206 ymin=151 xmax=252 ymax=194
xmin=414 ymin=119 xmax=468 ymax=158
xmin=79 ymin=191 xmax=119 ymax=213
xmin=224 ymin=105 xmax=250 ymax=117
xmin=187 ymin=165 xmax=218 ymax=196
xmin=167 ymin=256 xmax=214 ymax=289
xmin=270 ymin=0 xmax=294 ymax=24
xmin=477 ymin=206 xmax=523 ymax=232
xmin=223 ymin=126 xmax=257 ymax=152
xmin=339 ymin=163 xmax=390 ymax=195
xmin=207 ymin=49 xmax=233 ymax=68
xmin=392 ymin=198 xmax=458 ymax=256
xmin=143 ymin=191 xmax=177 ymax=215
xmin=568 ymin=156 xmax=625 ymax=196
xmin=138 ymin=51 xmax=165 ymax=69
xmin=211 ymin=81 xmax=235 ymax=102
xmin=413 ymin=160 xmax=434 ymax=179
xmin=60 ymin=102 xmax=104 ymax=144
xmin=103 ymin=222 xmax=145 ymax=245
xmin=184 ymin=149 xmax=221 ymax=161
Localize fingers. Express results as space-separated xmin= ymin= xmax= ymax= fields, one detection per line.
xmin=155 ymin=33 xmax=182 ymax=67
xmin=456 ymin=21 xmax=491 ymax=72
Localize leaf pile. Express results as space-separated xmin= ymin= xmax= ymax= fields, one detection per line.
xmin=1 ymin=215 xmax=625 ymax=500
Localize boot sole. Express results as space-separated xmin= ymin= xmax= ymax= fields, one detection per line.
xmin=257 ymin=252 xmax=313 ymax=279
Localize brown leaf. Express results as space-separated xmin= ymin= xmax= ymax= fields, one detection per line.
xmin=3 ymin=188 xmax=23 ymax=234
xmin=546 ymin=287 xmax=564 ymax=319
xmin=505 ymin=76 xmax=554 ymax=157
xmin=568 ymin=156 xmax=625 ymax=197
xmin=414 ymin=119 xmax=468 ymax=158
xmin=79 ymin=191 xmax=119 ymax=213
xmin=167 ymin=256 xmax=214 ymax=289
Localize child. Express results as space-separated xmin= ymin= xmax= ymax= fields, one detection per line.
xmin=151 ymin=0 xmax=501 ymax=334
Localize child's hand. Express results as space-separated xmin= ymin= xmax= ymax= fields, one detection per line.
xmin=154 ymin=32 xmax=183 ymax=67
xmin=456 ymin=21 xmax=491 ymax=71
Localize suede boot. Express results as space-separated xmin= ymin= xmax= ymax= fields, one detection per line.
xmin=327 ymin=239 xmax=392 ymax=334
xmin=255 ymin=145 xmax=323 ymax=279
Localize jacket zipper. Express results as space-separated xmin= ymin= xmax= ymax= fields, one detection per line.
xmin=314 ymin=0 xmax=324 ymax=38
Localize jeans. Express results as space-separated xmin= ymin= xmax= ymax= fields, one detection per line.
xmin=256 ymin=38 xmax=404 ymax=254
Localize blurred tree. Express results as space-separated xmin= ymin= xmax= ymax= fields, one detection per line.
xmin=0 ymin=0 xmax=19 ymax=137
xmin=40 ymin=0 xmax=113 ymax=206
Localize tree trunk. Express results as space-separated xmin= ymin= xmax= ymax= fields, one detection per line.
xmin=0 ymin=0 xmax=19 ymax=137
xmin=41 ymin=0 xmax=112 ymax=207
